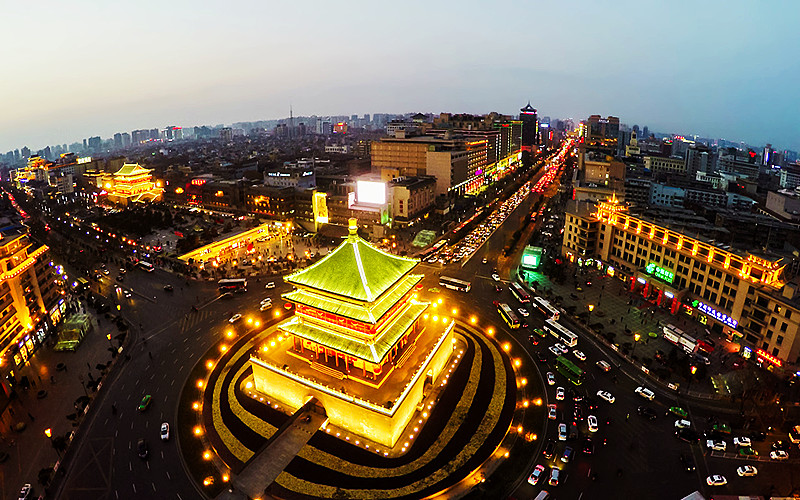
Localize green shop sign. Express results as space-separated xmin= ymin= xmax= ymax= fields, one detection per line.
xmin=645 ymin=262 xmax=674 ymax=283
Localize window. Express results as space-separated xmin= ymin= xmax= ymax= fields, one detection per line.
xmin=785 ymin=310 xmax=792 ymax=320
xmin=762 ymin=342 xmax=769 ymax=349
xmin=781 ymin=322 xmax=788 ymax=332
xmin=766 ymin=330 xmax=773 ymax=339
xmin=772 ymin=347 xmax=780 ymax=357
xmin=770 ymin=317 xmax=778 ymax=326
xmin=777 ymin=335 xmax=784 ymax=346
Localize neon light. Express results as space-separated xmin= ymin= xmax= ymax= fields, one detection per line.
xmin=645 ymin=262 xmax=674 ymax=283
xmin=756 ymin=348 xmax=782 ymax=367
xmin=691 ymin=300 xmax=738 ymax=329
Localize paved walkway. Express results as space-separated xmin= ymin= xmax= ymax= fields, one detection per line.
xmin=0 ymin=292 xmax=132 ymax=499
xmin=229 ymin=400 xmax=325 ymax=499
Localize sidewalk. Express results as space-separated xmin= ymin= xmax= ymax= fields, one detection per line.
xmin=0 ymin=294 xmax=129 ymax=499
xmin=518 ymin=263 xmax=733 ymax=398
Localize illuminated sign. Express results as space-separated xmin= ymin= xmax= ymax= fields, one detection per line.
xmin=356 ymin=180 xmax=386 ymax=205
xmin=637 ymin=277 xmax=646 ymax=284
xmin=312 ymin=192 xmax=329 ymax=224
xmin=267 ymin=172 xmax=291 ymax=177
xmin=691 ymin=300 xmax=738 ymax=329
xmin=76 ymin=156 xmax=92 ymax=164
xmin=664 ymin=291 xmax=674 ymax=299
xmin=645 ymin=262 xmax=674 ymax=283
xmin=756 ymin=348 xmax=782 ymax=367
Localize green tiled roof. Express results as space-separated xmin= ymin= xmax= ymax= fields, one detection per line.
xmin=114 ymin=163 xmax=149 ymax=176
xmin=282 ymin=273 xmax=422 ymax=324
xmin=279 ymin=302 xmax=428 ymax=363
xmin=285 ymin=233 xmax=418 ymax=302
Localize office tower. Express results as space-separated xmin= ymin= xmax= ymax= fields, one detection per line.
xmin=520 ymin=102 xmax=538 ymax=151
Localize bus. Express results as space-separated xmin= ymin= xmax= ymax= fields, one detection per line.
xmin=497 ymin=302 xmax=520 ymax=329
xmin=555 ymin=356 xmax=584 ymax=386
xmin=218 ymin=278 xmax=248 ymax=293
xmin=544 ymin=318 xmax=578 ymax=348
xmin=663 ymin=324 xmax=697 ymax=353
xmin=439 ymin=276 xmax=471 ymax=292
xmin=138 ymin=261 xmax=155 ymax=273
xmin=509 ymin=282 xmax=531 ymax=304
xmin=533 ymin=296 xmax=560 ymax=321
xmin=790 ymin=425 xmax=800 ymax=444
xmin=74 ymin=277 xmax=89 ymax=293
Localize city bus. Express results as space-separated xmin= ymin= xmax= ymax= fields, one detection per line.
xmin=509 ymin=282 xmax=531 ymax=304
xmin=138 ymin=261 xmax=155 ymax=273
xmin=533 ymin=296 xmax=560 ymax=321
xmin=497 ymin=302 xmax=520 ymax=329
xmin=544 ymin=318 xmax=578 ymax=347
xmin=663 ymin=324 xmax=697 ymax=353
xmin=555 ymin=356 xmax=584 ymax=386
xmin=218 ymin=278 xmax=248 ymax=293
xmin=439 ymin=276 xmax=471 ymax=292
xmin=74 ymin=277 xmax=89 ymax=293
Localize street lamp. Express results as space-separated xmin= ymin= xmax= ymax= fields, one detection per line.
xmin=587 ymin=304 xmax=594 ymax=324
xmin=632 ymin=333 xmax=641 ymax=358
xmin=44 ymin=427 xmax=62 ymax=459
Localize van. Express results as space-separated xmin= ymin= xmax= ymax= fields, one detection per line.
xmin=568 ymin=422 xmax=578 ymax=440
xmin=534 ymin=491 xmax=550 ymax=500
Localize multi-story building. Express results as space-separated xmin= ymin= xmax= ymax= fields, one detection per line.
xmin=519 ymin=102 xmax=539 ymax=151
xmin=644 ymin=156 xmax=687 ymax=176
xmin=779 ymin=165 xmax=800 ymax=190
xmin=718 ymin=154 xmax=762 ymax=179
xmin=562 ymin=195 xmax=800 ymax=370
xmin=765 ymin=189 xmax=800 ymax=223
xmin=389 ymin=176 xmax=436 ymax=224
xmin=0 ymin=227 xmax=61 ymax=375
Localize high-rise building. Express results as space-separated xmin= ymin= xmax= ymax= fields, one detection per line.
xmin=519 ymin=102 xmax=538 ymax=151
xmin=113 ymin=133 xmax=123 ymax=149
xmin=21 ymin=147 xmax=30 ymax=159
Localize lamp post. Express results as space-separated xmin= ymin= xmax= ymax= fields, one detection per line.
xmin=632 ymin=333 xmax=641 ymax=358
xmin=44 ymin=427 xmax=61 ymax=459
xmin=587 ymin=304 xmax=594 ymax=325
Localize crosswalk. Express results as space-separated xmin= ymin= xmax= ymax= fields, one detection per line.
xmin=177 ymin=309 xmax=216 ymax=333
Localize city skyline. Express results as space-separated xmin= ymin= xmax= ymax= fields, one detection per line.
xmin=2 ymin=1 xmax=799 ymax=153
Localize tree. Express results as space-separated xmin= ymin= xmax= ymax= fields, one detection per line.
xmin=38 ymin=467 xmax=54 ymax=486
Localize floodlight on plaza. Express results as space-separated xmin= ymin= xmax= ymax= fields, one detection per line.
xmin=502 ymin=342 xmax=511 ymax=352
xmin=255 ymin=321 xmax=261 ymax=327
xmin=194 ymin=426 xmax=203 ymax=436
xmin=634 ymin=333 xmax=641 ymax=342
xmin=451 ymin=308 xmax=458 ymax=315
xmin=206 ymin=360 xmax=214 ymax=369
xmin=219 ymin=344 xmax=228 ymax=353
xmin=437 ymin=298 xmax=443 ymax=305
xmin=44 ymin=428 xmax=52 ymax=438
xmin=588 ymin=304 xmax=595 ymax=312
xmin=197 ymin=380 xmax=204 ymax=388
xmin=533 ymin=398 xmax=543 ymax=406
xmin=470 ymin=316 xmax=477 ymax=324
xmin=226 ymin=330 xmax=234 ymax=338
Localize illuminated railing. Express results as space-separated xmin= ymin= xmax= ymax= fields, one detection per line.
xmin=0 ymin=245 xmax=48 ymax=284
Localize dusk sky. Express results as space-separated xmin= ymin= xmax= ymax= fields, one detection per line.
xmin=2 ymin=0 xmax=798 ymax=153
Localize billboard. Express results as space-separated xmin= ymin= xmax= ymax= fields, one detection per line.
xmin=356 ymin=180 xmax=386 ymax=205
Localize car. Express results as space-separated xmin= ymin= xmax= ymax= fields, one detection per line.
xmin=679 ymin=453 xmax=696 ymax=472
xmin=706 ymin=439 xmax=727 ymax=451
xmin=571 ymin=393 xmax=583 ymax=403
xmin=18 ymin=484 xmax=31 ymax=500
xmin=556 ymin=387 xmax=565 ymax=400
xmin=116 ymin=275 xmax=124 ymax=282
xmin=548 ymin=467 xmax=560 ymax=486
xmin=738 ymin=446 xmax=757 ymax=457
xmin=494 ymin=285 xmax=503 ymax=292
xmin=581 ymin=437 xmax=594 ymax=454
xmin=771 ymin=440 xmax=790 ymax=452
xmin=635 ymin=386 xmax=655 ymax=400
xmin=706 ymin=475 xmax=727 ymax=486
xmin=572 ymin=405 xmax=582 ymax=422
xmin=572 ymin=350 xmax=586 ymax=361
xmin=102 ymin=269 xmax=110 ymax=275
xmin=637 ymin=406 xmax=657 ymax=421
xmin=588 ymin=415 xmax=598 ymax=432
xmin=137 ymin=438 xmax=149 ymax=459
xmin=733 ymin=436 xmax=751 ymax=447
xmin=517 ymin=308 xmax=529 ymax=317
xmin=668 ymin=406 xmax=688 ymax=419
xmin=528 ymin=335 xmax=539 ymax=346
xmin=160 ymin=422 xmax=170 ymax=441
xmin=770 ymin=450 xmax=789 ymax=460
xmin=138 ymin=394 xmax=152 ymax=412
xmin=481 ymin=258 xmax=488 ymax=265
xmin=548 ymin=346 xmax=560 ymax=356
xmin=119 ymin=268 xmax=126 ymax=275
xmin=597 ymin=391 xmax=615 ymax=403
xmin=554 ymin=343 xmax=568 ymax=355
xmin=674 ymin=419 xmax=692 ymax=429
xmin=548 ymin=404 xmax=557 ymax=420
xmin=123 ymin=290 xmax=132 ymax=298
xmin=527 ymin=464 xmax=546 ymax=485
xmin=695 ymin=354 xmax=711 ymax=365
xmin=558 ymin=423 xmax=567 ymax=441
xmin=676 ymin=428 xmax=699 ymax=443
xmin=543 ymin=439 xmax=556 ymax=459
xmin=491 ymin=273 xmax=500 ymax=282
xmin=737 ymin=465 xmax=758 ymax=477
xmin=266 ymin=282 xmax=276 ymax=289
xmin=537 ymin=352 xmax=548 ymax=363
xmin=561 ymin=446 xmax=574 ymax=463
xmin=546 ymin=372 xmax=556 ymax=385
xmin=228 ymin=313 xmax=242 ymax=324
xmin=260 ymin=302 xmax=273 ymax=311
xmin=712 ymin=423 xmax=732 ymax=435
xmin=163 ymin=284 xmax=174 ymax=291
xmin=533 ymin=328 xmax=546 ymax=338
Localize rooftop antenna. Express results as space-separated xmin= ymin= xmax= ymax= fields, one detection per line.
xmin=289 ymin=104 xmax=294 ymax=140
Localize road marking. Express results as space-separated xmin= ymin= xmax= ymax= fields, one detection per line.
xmin=133 ymin=483 xmax=136 ymax=493
xmin=115 ymin=430 xmax=118 ymax=437
xmin=131 ymin=422 xmax=134 ymax=430
xmin=115 ymin=491 xmax=119 ymax=499
xmin=152 ymin=482 xmax=156 ymax=491
xmin=146 ymin=461 xmax=150 ymax=470
xmin=166 ymin=471 xmax=171 ymax=480
xmin=129 ymin=461 xmax=132 ymax=471
xmin=178 ymin=493 xmax=183 ymax=500
xmin=104 ymin=417 xmax=109 ymax=426
xmin=170 ymin=379 xmax=175 ymax=387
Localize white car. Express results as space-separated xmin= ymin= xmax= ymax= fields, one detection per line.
xmin=228 ymin=313 xmax=242 ymax=324
xmin=674 ymin=419 xmax=692 ymax=429
xmin=588 ymin=415 xmax=598 ymax=432
xmin=265 ymin=282 xmax=275 ymax=289
xmin=554 ymin=343 xmax=568 ymax=355
xmin=737 ymin=465 xmax=758 ymax=477
xmin=18 ymin=484 xmax=31 ymax=500
xmin=770 ymin=450 xmax=789 ymax=460
xmin=260 ymin=302 xmax=273 ymax=312
xmin=482 ymin=258 xmax=488 ymax=264
xmin=573 ymin=350 xmax=586 ymax=361
xmin=548 ymin=404 xmax=557 ymax=420
xmin=733 ymin=436 xmax=751 ymax=447
xmin=546 ymin=372 xmax=556 ymax=385
xmin=518 ymin=308 xmax=530 ymax=317
xmin=491 ymin=273 xmax=500 ymax=282
xmin=706 ymin=439 xmax=726 ymax=451
xmin=556 ymin=386 xmax=565 ymax=400
xmin=635 ymin=386 xmax=655 ymax=401
xmin=160 ymin=422 xmax=170 ymax=441
xmin=548 ymin=346 xmax=561 ymax=356
xmin=528 ymin=464 xmax=546 ymax=486
xmin=706 ymin=475 xmax=727 ymax=486
xmin=597 ymin=390 xmax=615 ymax=404
xmin=558 ymin=423 xmax=567 ymax=441
xmin=596 ymin=360 xmax=611 ymax=372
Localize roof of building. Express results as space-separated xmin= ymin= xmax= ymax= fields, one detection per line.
xmin=114 ymin=163 xmax=150 ymax=176
xmin=285 ymin=220 xmax=418 ymax=302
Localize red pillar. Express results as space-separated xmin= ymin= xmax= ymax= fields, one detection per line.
xmin=671 ymin=299 xmax=680 ymax=315
xmin=643 ymin=281 xmax=650 ymax=299
xmin=657 ymin=289 xmax=664 ymax=306
xmin=629 ymin=277 xmax=636 ymax=292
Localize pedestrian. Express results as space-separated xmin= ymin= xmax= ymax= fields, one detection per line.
xmin=148 ymin=351 xmax=152 ymax=359
xmin=50 ymin=376 xmax=55 ymax=384
xmin=27 ymin=412 xmax=34 ymax=422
